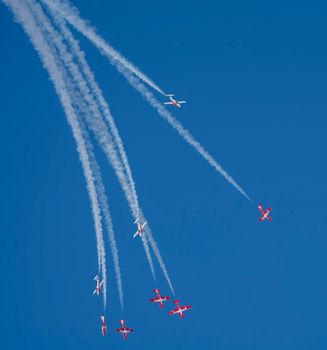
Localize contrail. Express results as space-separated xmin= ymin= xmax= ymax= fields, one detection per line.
xmin=4 ymin=0 xmax=108 ymax=307
xmin=57 ymin=76 xmax=125 ymax=309
xmin=42 ymin=0 xmax=166 ymax=96
xmin=115 ymin=64 xmax=252 ymax=202
xmin=82 ymin=122 xmax=124 ymax=309
xmin=41 ymin=0 xmax=197 ymax=293
xmin=27 ymin=0 xmax=127 ymax=308
xmin=139 ymin=210 xmax=175 ymax=295
xmin=30 ymin=0 xmax=157 ymax=281
xmin=43 ymin=0 xmax=251 ymax=202
xmin=8 ymin=0 xmax=174 ymax=296
xmin=28 ymin=0 xmax=155 ymax=304
xmin=39 ymin=0 xmax=175 ymax=290
xmin=46 ymin=8 xmax=140 ymax=218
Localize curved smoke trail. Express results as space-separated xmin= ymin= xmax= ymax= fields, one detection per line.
xmin=43 ymin=0 xmax=251 ymax=202
xmin=4 ymin=0 xmax=109 ymax=307
xmin=42 ymin=0 xmax=166 ymax=96
xmin=30 ymin=0 xmax=157 ymax=282
xmin=40 ymin=0 xmax=176 ymax=290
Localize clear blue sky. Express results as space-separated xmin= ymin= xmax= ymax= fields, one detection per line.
xmin=1 ymin=1 xmax=327 ymax=349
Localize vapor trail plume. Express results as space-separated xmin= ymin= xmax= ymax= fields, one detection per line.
xmin=40 ymin=0 xmax=176 ymax=289
xmin=82 ymin=124 xmax=124 ymax=309
xmin=4 ymin=0 xmax=108 ymax=307
xmin=116 ymin=65 xmax=252 ymax=202
xmin=46 ymin=8 xmax=139 ymax=218
xmin=43 ymin=0 xmax=251 ymax=201
xmin=62 ymin=83 xmax=124 ymax=308
xmin=27 ymin=0 xmax=126 ymax=307
xmin=42 ymin=0 xmax=166 ymax=96
xmin=30 ymin=0 xmax=157 ymax=281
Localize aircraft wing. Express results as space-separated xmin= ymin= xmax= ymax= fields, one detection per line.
xmin=133 ymin=230 xmax=139 ymax=238
xmin=141 ymin=221 xmax=147 ymax=229
xmin=164 ymin=102 xmax=174 ymax=105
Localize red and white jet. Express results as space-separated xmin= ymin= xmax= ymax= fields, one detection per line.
xmin=133 ymin=217 xmax=147 ymax=238
xmin=116 ymin=319 xmax=134 ymax=341
xmin=93 ymin=275 xmax=104 ymax=296
xmin=168 ymin=299 xmax=191 ymax=319
xmin=100 ymin=316 xmax=107 ymax=336
xmin=258 ymin=204 xmax=272 ymax=222
xmin=164 ymin=94 xmax=187 ymax=108
xmin=150 ymin=289 xmax=171 ymax=308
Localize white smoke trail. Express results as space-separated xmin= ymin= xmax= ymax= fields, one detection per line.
xmin=115 ymin=65 xmax=252 ymax=202
xmin=29 ymin=0 xmax=157 ymax=282
xmin=48 ymin=16 xmax=161 ymax=288
xmin=42 ymin=0 xmax=166 ymax=96
xmin=42 ymin=0 xmax=251 ymax=202
xmin=25 ymin=0 xmax=125 ymax=307
xmin=4 ymin=0 xmax=108 ymax=307
xmin=8 ymin=0 xmax=174 ymax=296
xmin=39 ymin=0 xmax=185 ymax=293
xmin=58 ymin=21 xmax=138 ymax=216
xmin=34 ymin=1 xmax=137 ymax=215
xmin=82 ymin=122 xmax=125 ymax=309
xmin=57 ymin=75 xmax=125 ymax=309
xmin=139 ymin=210 xmax=175 ymax=295
xmin=46 ymin=9 xmax=140 ymax=219
xmin=39 ymin=0 xmax=176 ymax=290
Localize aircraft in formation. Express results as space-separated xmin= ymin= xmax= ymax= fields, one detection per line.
xmin=168 ymin=299 xmax=192 ymax=319
xmin=164 ymin=94 xmax=187 ymax=108
xmin=150 ymin=289 xmax=171 ymax=308
xmin=258 ymin=204 xmax=272 ymax=222
xmin=116 ymin=320 xmax=134 ymax=340
xmin=133 ymin=217 xmax=147 ymax=238
xmin=100 ymin=316 xmax=107 ymax=336
xmin=94 ymin=205 xmax=271 ymax=338
xmin=93 ymin=275 xmax=104 ymax=296
xmin=95 ymin=281 xmax=191 ymax=339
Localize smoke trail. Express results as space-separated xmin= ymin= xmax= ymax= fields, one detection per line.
xmin=35 ymin=0 xmax=137 ymax=216
xmin=26 ymin=0 xmax=124 ymax=307
xmin=83 ymin=123 xmax=124 ymax=309
xmin=43 ymin=0 xmax=251 ymax=201
xmin=8 ymin=0 xmax=174 ymax=295
xmin=48 ymin=16 xmax=160 ymax=288
xmin=4 ymin=0 xmax=108 ymax=307
xmin=46 ymin=8 xmax=139 ymax=219
xmin=29 ymin=0 xmax=157 ymax=281
xmin=42 ymin=0 xmax=166 ymax=96
xmin=38 ymin=0 xmax=175 ymax=289
xmin=39 ymin=0 xmax=187 ymax=293
xmin=139 ymin=210 xmax=175 ymax=295
xmin=115 ymin=65 xmax=252 ymax=202
xmin=58 ymin=77 xmax=125 ymax=308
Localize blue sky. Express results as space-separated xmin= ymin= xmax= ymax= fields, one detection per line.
xmin=1 ymin=0 xmax=327 ymax=349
